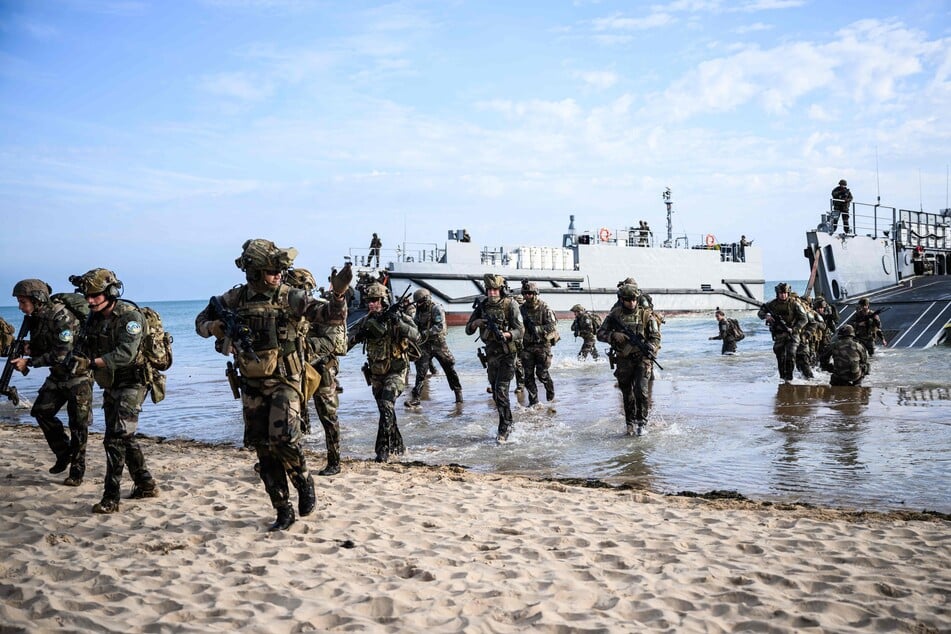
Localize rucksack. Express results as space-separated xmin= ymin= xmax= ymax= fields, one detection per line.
xmin=139 ymin=306 xmax=174 ymax=372
xmin=50 ymin=292 xmax=90 ymax=322
xmin=589 ymin=313 xmax=603 ymax=330
xmin=729 ymin=318 xmax=745 ymax=341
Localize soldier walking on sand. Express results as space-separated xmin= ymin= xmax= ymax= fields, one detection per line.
xmin=196 ymin=240 xmax=333 ymax=531
xmin=9 ymin=279 xmax=94 ymax=486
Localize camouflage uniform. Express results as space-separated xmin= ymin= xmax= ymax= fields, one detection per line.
xmin=409 ymin=289 xmax=463 ymax=406
xmin=196 ymin=240 xmax=319 ymax=531
xmin=851 ymin=300 xmax=885 ymax=356
xmin=0 ymin=316 xmax=13 ymax=355
xmin=11 ymin=280 xmax=93 ymax=485
xmin=348 ymin=283 xmax=420 ymax=462
xmin=819 ymin=326 xmax=869 ymax=386
xmin=518 ymin=283 xmax=558 ymax=405
xmin=758 ymin=284 xmax=808 ymax=381
xmin=73 ymin=269 xmax=159 ymax=513
xmin=466 ymin=275 xmax=524 ymax=441
xmin=709 ymin=312 xmax=737 ymax=355
xmin=830 ymin=180 xmax=853 ymax=234
xmin=570 ymin=305 xmax=599 ymax=360
xmin=597 ymin=284 xmax=661 ymax=436
xmin=286 ymin=267 xmax=351 ymax=477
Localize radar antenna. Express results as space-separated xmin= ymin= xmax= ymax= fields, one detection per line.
xmin=662 ymin=187 xmax=674 ymax=248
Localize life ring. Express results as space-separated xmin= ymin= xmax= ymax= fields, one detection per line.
xmin=599 ymin=228 xmax=611 ymax=242
xmin=705 ymin=234 xmax=716 ymax=247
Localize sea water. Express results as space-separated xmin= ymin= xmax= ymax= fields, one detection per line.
xmin=1 ymin=299 xmax=948 ymax=513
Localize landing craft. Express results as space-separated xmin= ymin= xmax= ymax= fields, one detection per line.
xmin=804 ymin=198 xmax=951 ymax=348
xmin=344 ymin=189 xmax=765 ymax=326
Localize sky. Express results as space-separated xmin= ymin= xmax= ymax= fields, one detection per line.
xmin=1 ymin=0 xmax=949 ymax=305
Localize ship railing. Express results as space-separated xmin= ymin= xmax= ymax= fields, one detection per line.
xmin=895 ymin=208 xmax=951 ymax=252
xmin=348 ymin=243 xmax=444 ymax=268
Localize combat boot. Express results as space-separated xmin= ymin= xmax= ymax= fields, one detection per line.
xmin=92 ymin=498 xmax=120 ymax=514
xmin=49 ymin=453 xmax=71 ymax=474
xmin=129 ymin=482 xmax=159 ymax=499
xmin=625 ymin=422 xmax=636 ymax=436
xmin=63 ymin=476 xmax=83 ymax=487
xmin=297 ymin=475 xmax=316 ymax=517
xmin=269 ymin=504 xmax=296 ymax=531
xmin=319 ymin=463 xmax=340 ymax=476
xmin=453 ymin=388 xmax=464 ymax=403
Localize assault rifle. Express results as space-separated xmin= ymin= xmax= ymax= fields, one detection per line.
xmin=605 ymin=313 xmax=663 ymax=370
xmin=522 ymin=313 xmax=542 ymax=343
xmin=0 ymin=318 xmax=32 ymax=405
xmin=845 ymin=306 xmax=890 ymax=343
xmin=759 ymin=303 xmax=793 ymax=334
xmin=209 ymin=295 xmax=259 ymax=361
xmin=385 ymin=285 xmax=413 ymax=320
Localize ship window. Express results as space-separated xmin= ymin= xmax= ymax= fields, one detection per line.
xmin=823 ymin=244 xmax=836 ymax=272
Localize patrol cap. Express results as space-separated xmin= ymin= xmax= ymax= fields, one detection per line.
xmin=12 ymin=279 xmax=52 ymax=304
xmin=521 ymin=281 xmax=538 ymax=294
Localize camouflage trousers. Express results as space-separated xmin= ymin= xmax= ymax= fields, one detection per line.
xmin=520 ymin=345 xmax=554 ymax=404
xmin=101 ymin=385 xmax=154 ymax=502
xmin=772 ymin=334 xmax=799 ymax=381
xmin=486 ymin=352 xmax=516 ymax=438
xmin=615 ymin=354 xmax=653 ymax=424
xmin=32 ymin=374 xmax=93 ymax=480
xmin=412 ymin=338 xmax=462 ymax=398
xmin=577 ymin=335 xmax=599 ymax=360
xmin=311 ymin=357 xmax=341 ymax=468
xmin=242 ymin=378 xmax=310 ymax=510
xmin=370 ymin=367 xmax=408 ymax=460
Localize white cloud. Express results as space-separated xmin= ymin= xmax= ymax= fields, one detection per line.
xmin=574 ymin=69 xmax=620 ymax=90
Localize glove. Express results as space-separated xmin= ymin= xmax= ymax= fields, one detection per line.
xmin=331 ymin=262 xmax=353 ymax=295
xmin=207 ymin=320 xmax=227 ymax=339
xmin=611 ymin=332 xmax=627 ymax=345
xmin=71 ymin=356 xmax=91 ymax=373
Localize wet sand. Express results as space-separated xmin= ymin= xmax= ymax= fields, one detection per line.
xmin=1 ymin=423 xmax=947 ymax=633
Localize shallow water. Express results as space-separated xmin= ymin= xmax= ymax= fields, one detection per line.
xmin=2 ymin=299 xmax=949 ymax=513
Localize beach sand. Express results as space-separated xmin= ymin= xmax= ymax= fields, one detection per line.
xmin=1 ymin=423 xmax=947 ymax=633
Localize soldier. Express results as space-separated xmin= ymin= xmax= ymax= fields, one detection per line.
xmin=819 ymin=325 xmax=869 ymax=386
xmin=831 ymin=179 xmax=853 ymax=234
xmin=0 ymin=316 xmax=14 ymax=355
xmin=570 ymin=304 xmax=600 ymax=361
xmin=812 ymin=296 xmax=838 ymax=356
xmin=466 ymin=274 xmax=524 ymax=442
xmin=347 ymin=282 xmax=420 ymax=462
xmin=72 ymin=269 xmax=159 ymax=514
xmin=368 ymin=232 xmax=382 ymax=268
xmin=597 ymin=283 xmax=661 ymax=436
xmin=758 ymin=283 xmax=808 ymax=382
xmin=518 ymin=281 xmax=558 ymax=405
xmin=196 ymin=239 xmax=326 ymax=531
xmin=851 ymin=297 xmax=887 ymax=355
xmin=9 ymin=279 xmax=94 ymax=485
xmin=708 ymin=309 xmax=738 ymax=355
xmin=406 ymin=288 xmax=463 ymax=407
xmin=285 ymin=266 xmax=351 ymax=477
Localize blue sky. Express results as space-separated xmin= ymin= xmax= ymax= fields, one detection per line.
xmin=1 ymin=0 xmax=949 ymax=303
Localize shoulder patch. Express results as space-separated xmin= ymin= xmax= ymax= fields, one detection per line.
xmin=58 ymin=329 xmax=73 ymax=343
xmin=126 ymin=320 xmax=143 ymax=336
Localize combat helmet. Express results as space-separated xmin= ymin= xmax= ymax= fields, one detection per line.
xmin=285 ymin=268 xmax=317 ymax=292
xmin=12 ymin=279 xmax=52 ymax=304
xmin=70 ymin=268 xmax=123 ymax=300
xmin=364 ymin=282 xmax=388 ymax=302
xmin=774 ymin=282 xmax=791 ymax=295
xmin=413 ymin=288 xmax=431 ymax=304
xmin=618 ymin=284 xmax=639 ymax=300
xmin=570 ymin=304 xmax=584 ymax=313
xmin=840 ymin=325 xmax=855 ymax=337
xmin=839 ymin=179 xmax=847 ymax=186
xmin=235 ymin=239 xmax=298 ymax=273
xmin=521 ymin=281 xmax=538 ymax=295
xmin=483 ymin=274 xmax=505 ymax=290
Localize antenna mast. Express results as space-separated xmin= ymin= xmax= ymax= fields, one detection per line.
xmin=662 ymin=187 xmax=673 ymax=247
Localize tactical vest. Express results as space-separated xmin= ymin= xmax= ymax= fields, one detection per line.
xmin=520 ymin=300 xmax=549 ymax=346
xmin=29 ymin=303 xmax=77 ymax=358
xmin=766 ymin=298 xmax=800 ymax=335
xmin=235 ymin=285 xmax=303 ymax=379
xmin=610 ymin=306 xmax=653 ymax=358
xmin=415 ymin=304 xmax=445 ymax=340
xmin=85 ymin=301 xmax=145 ymax=387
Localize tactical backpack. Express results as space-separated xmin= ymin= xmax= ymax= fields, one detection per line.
xmin=50 ymin=292 xmax=90 ymax=322
xmin=589 ymin=312 xmax=603 ymax=331
xmin=728 ymin=318 xmax=745 ymax=341
xmin=125 ymin=301 xmax=174 ymax=403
